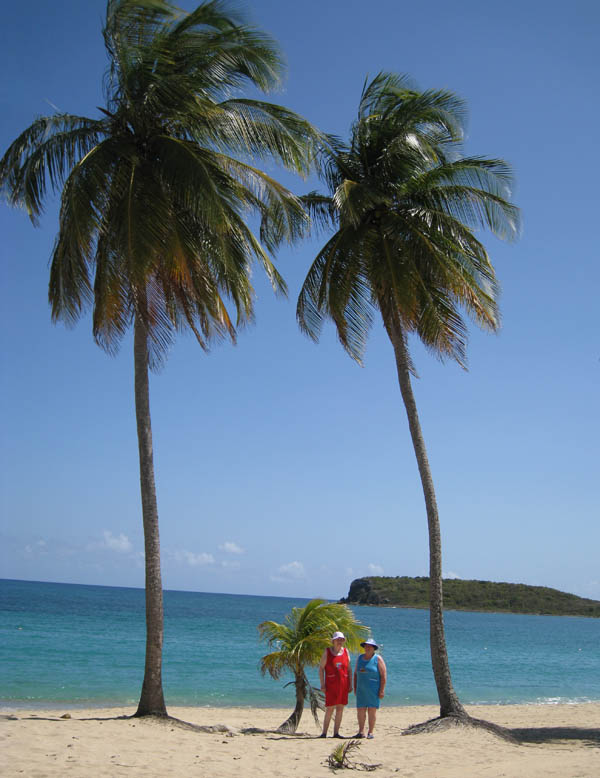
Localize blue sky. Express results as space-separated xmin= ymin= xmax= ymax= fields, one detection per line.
xmin=1 ymin=0 xmax=598 ymax=601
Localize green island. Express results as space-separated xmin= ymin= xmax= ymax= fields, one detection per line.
xmin=340 ymin=576 xmax=600 ymax=617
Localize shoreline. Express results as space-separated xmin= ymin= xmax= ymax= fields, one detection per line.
xmin=2 ymin=702 xmax=598 ymax=777
xmin=3 ymin=697 xmax=599 ymax=712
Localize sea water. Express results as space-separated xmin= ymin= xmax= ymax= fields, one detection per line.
xmin=1 ymin=578 xmax=598 ymax=709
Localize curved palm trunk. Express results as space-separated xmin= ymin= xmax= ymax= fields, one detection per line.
xmin=277 ymin=671 xmax=306 ymax=733
xmin=387 ymin=322 xmax=465 ymax=718
xmin=133 ymin=313 xmax=167 ymax=717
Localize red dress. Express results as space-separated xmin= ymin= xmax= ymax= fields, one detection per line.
xmin=324 ymin=647 xmax=350 ymax=706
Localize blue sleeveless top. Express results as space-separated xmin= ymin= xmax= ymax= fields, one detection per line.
xmin=355 ymin=653 xmax=381 ymax=708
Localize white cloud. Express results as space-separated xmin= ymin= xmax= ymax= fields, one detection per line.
xmin=219 ymin=541 xmax=244 ymax=554
xmin=368 ymin=563 xmax=384 ymax=576
xmin=132 ymin=551 xmax=145 ymax=568
xmin=444 ymin=570 xmax=461 ymax=579
xmin=102 ymin=531 xmax=132 ymax=553
xmin=24 ymin=539 xmax=48 ymax=556
xmin=271 ymin=561 xmax=306 ymax=581
xmin=221 ymin=560 xmax=241 ymax=570
xmin=174 ymin=550 xmax=215 ymax=567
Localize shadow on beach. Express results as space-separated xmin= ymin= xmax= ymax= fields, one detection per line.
xmin=12 ymin=713 xmax=230 ymax=733
xmin=510 ymin=726 xmax=600 ymax=748
xmin=6 ymin=713 xmax=599 ymax=749
xmin=15 ymin=714 xmax=131 ymax=722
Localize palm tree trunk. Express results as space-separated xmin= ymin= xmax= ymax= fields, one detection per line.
xmin=277 ymin=671 xmax=306 ymax=733
xmin=387 ymin=322 xmax=465 ymax=718
xmin=133 ymin=313 xmax=167 ymax=717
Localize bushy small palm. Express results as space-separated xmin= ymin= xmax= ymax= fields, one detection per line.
xmin=259 ymin=599 xmax=368 ymax=733
xmin=1 ymin=0 xmax=318 ymax=717
xmin=298 ymin=73 xmax=520 ymax=723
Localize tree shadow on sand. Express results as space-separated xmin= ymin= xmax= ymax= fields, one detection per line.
xmin=13 ymin=713 xmax=231 ymax=733
xmin=510 ymin=726 xmax=600 ymax=748
xmin=17 ymin=715 xmax=130 ymax=722
xmin=403 ymin=714 xmax=600 ymax=749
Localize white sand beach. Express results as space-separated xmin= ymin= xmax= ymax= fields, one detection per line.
xmin=1 ymin=703 xmax=598 ymax=777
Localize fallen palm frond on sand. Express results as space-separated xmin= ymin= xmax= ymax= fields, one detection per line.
xmin=326 ymin=739 xmax=382 ymax=771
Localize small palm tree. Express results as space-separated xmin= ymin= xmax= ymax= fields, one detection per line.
xmin=1 ymin=0 xmax=317 ymax=717
xmin=259 ymin=599 xmax=368 ymax=733
xmin=298 ymin=73 xmax=520 ymax=730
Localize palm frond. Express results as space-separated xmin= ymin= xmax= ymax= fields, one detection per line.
xmin=297 ymin=227 xmax=375 ymax=364
xmin=0 ymin=114 xmax=106 ymax=222
xmin=307 ymin=678 xmax=325 ymax=725
xmin=209 ymin=99 xmax=319 ymax=175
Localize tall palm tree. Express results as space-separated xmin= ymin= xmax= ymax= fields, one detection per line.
xmin=259 ymin=599 xmax=369 ymax=733
xmin=297 ymin=73 xmax=520 ymax=727
xmin=1 ymin=0 xmax=317 ymax=718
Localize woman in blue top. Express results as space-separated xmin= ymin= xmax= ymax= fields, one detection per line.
xmin=353 ymin=638 xmax=387 ymax=739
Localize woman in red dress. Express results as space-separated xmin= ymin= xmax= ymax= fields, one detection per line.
xmin=318 ymin=631 xmax=352 ymax=737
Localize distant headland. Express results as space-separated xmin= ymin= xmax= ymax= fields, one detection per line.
xmin=340 ymin=576 xmax=600 ymax=617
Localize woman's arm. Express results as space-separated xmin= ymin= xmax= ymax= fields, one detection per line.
xmin=319 ymin=649 xmax=328 ymax=690
xmin=347 ymin=648 xmax=353 ymax=692
xmin=378 ymin=656 xmax=387 ymax=698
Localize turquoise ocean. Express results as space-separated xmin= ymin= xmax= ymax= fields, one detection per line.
xmin=1 ymin=578 xmax=599 ymax=709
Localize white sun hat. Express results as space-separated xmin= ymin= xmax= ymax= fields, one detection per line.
xmin=332 ymin=631 xmax=346 ymax=640
xmin=360 ymin=638 xmax=379 ymax=649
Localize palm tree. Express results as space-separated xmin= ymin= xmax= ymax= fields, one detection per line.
xmin=0 ymin=0 xmax=317 ymax=718
xmin=259 ymin=599 xmax=368 ymax=733
xmin=297 ymin=73 xmax=520 ymax=729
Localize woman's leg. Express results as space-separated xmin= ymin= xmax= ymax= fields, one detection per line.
xmin=367 ymin=707 xmax=377 ymax=735
xmin=356 ymin=707 xmax=367 ymax=736
xmin=333 ymin=704 xmax=345 ymax=735
xmin=321 ymin=706 xmax=334 ymax=736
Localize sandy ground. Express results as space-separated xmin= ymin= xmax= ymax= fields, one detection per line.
xmin=1 ymin=703 xmax=598 ymax=777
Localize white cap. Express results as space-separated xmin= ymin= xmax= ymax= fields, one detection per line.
xmin=332 ymin=631 xmax=346 ymax=640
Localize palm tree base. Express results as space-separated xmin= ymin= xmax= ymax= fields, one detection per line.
xmin=277 ymin=710 xmax=302 ymax=734
xmin=403 ymin=712 xmax=516 ymax=741
xmin=133 ymin=709 xmax=168 ymax=719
